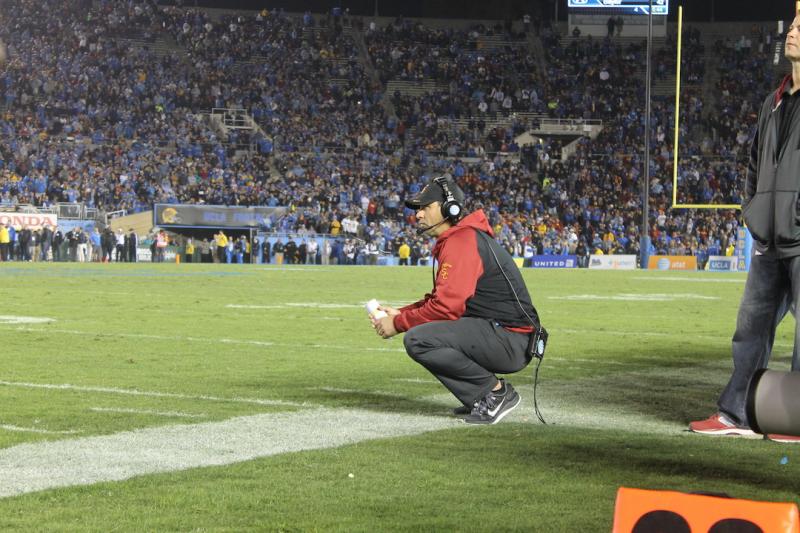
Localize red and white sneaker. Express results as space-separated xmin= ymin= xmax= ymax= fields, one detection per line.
xmin=689 ymin=413 xmax=758 ymax=437
xmin=767 ymin=434 xmax=800 ymax=443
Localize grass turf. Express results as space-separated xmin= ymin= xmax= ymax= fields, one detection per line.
xmin=0 ymin=262 xmax=797 ymax=531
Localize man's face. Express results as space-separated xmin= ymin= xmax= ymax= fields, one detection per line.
xmin=786 ymin=16 xmax=800 ymax=61
xmin=416 ymin=202 xmax=447 ymax=236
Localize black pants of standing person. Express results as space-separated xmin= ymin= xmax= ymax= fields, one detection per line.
xmin=403 ymin=317 xmax=531 ymax=409
xmin=718 ymin=250 xmax=799 ymax=426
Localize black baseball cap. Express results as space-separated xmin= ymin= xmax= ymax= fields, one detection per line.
xmin=405 ymin=176 xmax=465 ymax=209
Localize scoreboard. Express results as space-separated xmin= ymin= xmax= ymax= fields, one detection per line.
xmin=567 ymin=0 xmax=669 ymax=15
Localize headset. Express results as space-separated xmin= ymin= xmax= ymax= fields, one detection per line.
xmin=434 ymin=176 xmax=463 ymax=222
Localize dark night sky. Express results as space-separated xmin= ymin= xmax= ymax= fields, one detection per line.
xmin=182 ymin=0 xmax=795 ymax=22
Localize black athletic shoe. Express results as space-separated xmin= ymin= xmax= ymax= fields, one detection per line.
xmin=452 ymin=405 xmax=471 ymax=416
xmin=463 ymin=381 xmax=521 ymax=425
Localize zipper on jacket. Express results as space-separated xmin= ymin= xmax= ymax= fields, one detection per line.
xmin=770 ymin=103 xmax=780 ymax=244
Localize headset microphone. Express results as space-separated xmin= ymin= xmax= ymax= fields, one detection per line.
xmin=416 ymin=219 xmax=447 ymax=235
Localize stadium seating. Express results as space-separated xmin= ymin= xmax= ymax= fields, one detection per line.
xmin=0 ymin=1 xmax=781 ymax=265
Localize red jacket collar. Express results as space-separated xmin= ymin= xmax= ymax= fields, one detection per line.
xmin=774 ymin=74 xmax=793 ymax=110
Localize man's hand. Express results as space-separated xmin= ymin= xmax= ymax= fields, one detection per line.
xmin=372 ymin=306 xmax=400 ymax=339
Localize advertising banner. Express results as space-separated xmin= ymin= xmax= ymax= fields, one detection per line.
xmin=57 ymin=220 xmax=95 ymax=233
xmin=154 ymin=204 xmax=287 ymax=229
xmin=530 ymin=255 xmax=577 ymax=269
xmin=588 ymin=255 xmax=637 ymax=270
xmin=0 ymin=212 xmax=58 ymax=230
xmin=736 ymin=227 xmax=752 ymax=273
xmin=647 ymin=255 xmax=698 ymax=271
xmin=707 ymin=256 xmax=737 ymax=272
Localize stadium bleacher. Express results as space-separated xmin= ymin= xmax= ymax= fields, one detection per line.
xmin=0 ymin=1 xmax=784 ymax=266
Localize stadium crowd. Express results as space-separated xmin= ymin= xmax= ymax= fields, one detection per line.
xmin=0 ymin=0 xmax=783 ymax=266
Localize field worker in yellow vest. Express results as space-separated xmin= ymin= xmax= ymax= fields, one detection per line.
xmin=214 ymin=231 xmax=228 ymax=263
xmin=397 ymin=240 xmax=411 ymax=266
xmin=185 ymin=238 xmax=195 ymax=263
xmin=0 ymin=222 xmax=9 ymax=261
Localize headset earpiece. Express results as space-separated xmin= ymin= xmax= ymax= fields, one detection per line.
xmin=434 ymin=177 xmax=462 ymax=221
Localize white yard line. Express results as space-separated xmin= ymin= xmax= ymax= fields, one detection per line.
xmin=0 ymin=316 xmax=55 ymax=325
xmin=634 ymin=276 xmax=744 ymax=283
xmin=0 ymin=380 xmax=306 ymax=408
xmin=548 ymin=293 xmax=720 ymax=301
xmin=0 ymin=424 xmax=79 ymax=435
xmin=554 ymin=328 xmax=736 ymax=343
xmin=392 ymin=378 xmax=440 ymax=385
xmin=312 ymin=386 xmax=406 ymax=398
xmin=12 ymin=324 xmax=784 ymax=353
xmin=226 ymin=301 xmax=416 ymax=311
xmin=0 ymin=408 xmax=459 ymax=499
xmin=8 ymin=327 xmax=406 ymax=353
xmin=89 ymin=407 xmax=206 ymax=419
xmin=8 ymin=324 xmax=791 ymax=354
xmin=260 ymin=267 xmax=336 ymax=272
xmin=225 ymin=304 xmax=287 ymax=309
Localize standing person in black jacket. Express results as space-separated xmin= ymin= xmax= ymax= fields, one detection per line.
xmin=284 ymin=238 xmax=297 ymax=264
xmin=40 ymin=225 xmax=52 ymax=262
xmin=690 ymin=15 xmax=800 ymax=443
xmin=262 ymin=239 xmax=271 ymax=264
xmin=52 ymin=227 xmax=63 ymax=262
xmin=272 ymin=239 xmax=285 ymax=265
xmin=126 ymin=229 xmax=138 ymax=263
xmin=66 ymin=228 xmax=80 ymax=262
xmin=371 ymin=176 xmax=545 ymax=425
xmin=18 ymin=225 xmax=31 ymax=261
xmin=101 ymin=227 xmax=115 ymax=262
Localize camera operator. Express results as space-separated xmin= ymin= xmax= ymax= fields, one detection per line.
xmin=371 ymin=176 xmax=544 ymax=425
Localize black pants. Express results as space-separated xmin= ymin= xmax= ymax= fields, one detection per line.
xmin=719 ymin=250 xmax=799 ymax=426
xmin=403 ymin=317 xmax=531 ymax=407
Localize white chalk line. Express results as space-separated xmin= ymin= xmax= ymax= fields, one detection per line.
xmin=0 ymin=380 xmax=308 ymax=408
xmin=548 ymin=293 xmax=720 ymax=302
xmin=8 ymin=324 xmax=792 ymax=354
xmin=0 ymin=424 xmax=79 ymax=435
xmin=0 ymin=408 xmax=460 ymax=499
xmin=0 ymin=315 xmax=55 ymax=325
xmin=226 ymin=301 xmax=416 ymax=311
xmin=634 ymin=276 xmax=744 ymax=283
xmin=392 ymin=378 xmax=440 ymax=384
xmin=2 ymin=287 xmax=136 ymax=297
xmin=260 ymin=267 xmax=337 ymax=271
xmin=312 ymin=386 xmax=406 ymax=398
xmin=7 ymin=327 xmax=406 ymax=353
xmin=89 ymin=407 xmax=206 ymax=419
xmin=225 ymin=304 xmax=286 ymax=309
xmin=228 ymin=303 xmax=363 ymax=309
xmin=10 ymin=324 xmax=784 ymax=352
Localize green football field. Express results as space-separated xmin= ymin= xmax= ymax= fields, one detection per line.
xmin=0 ymin=262 xmax=797 ymax=531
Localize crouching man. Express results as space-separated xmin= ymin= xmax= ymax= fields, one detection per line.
xmin=372 ymin=176 xmax=545 ymax=424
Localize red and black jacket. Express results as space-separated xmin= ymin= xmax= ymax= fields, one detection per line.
xmin=393 ymin=210 xmax=540 ymax=334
